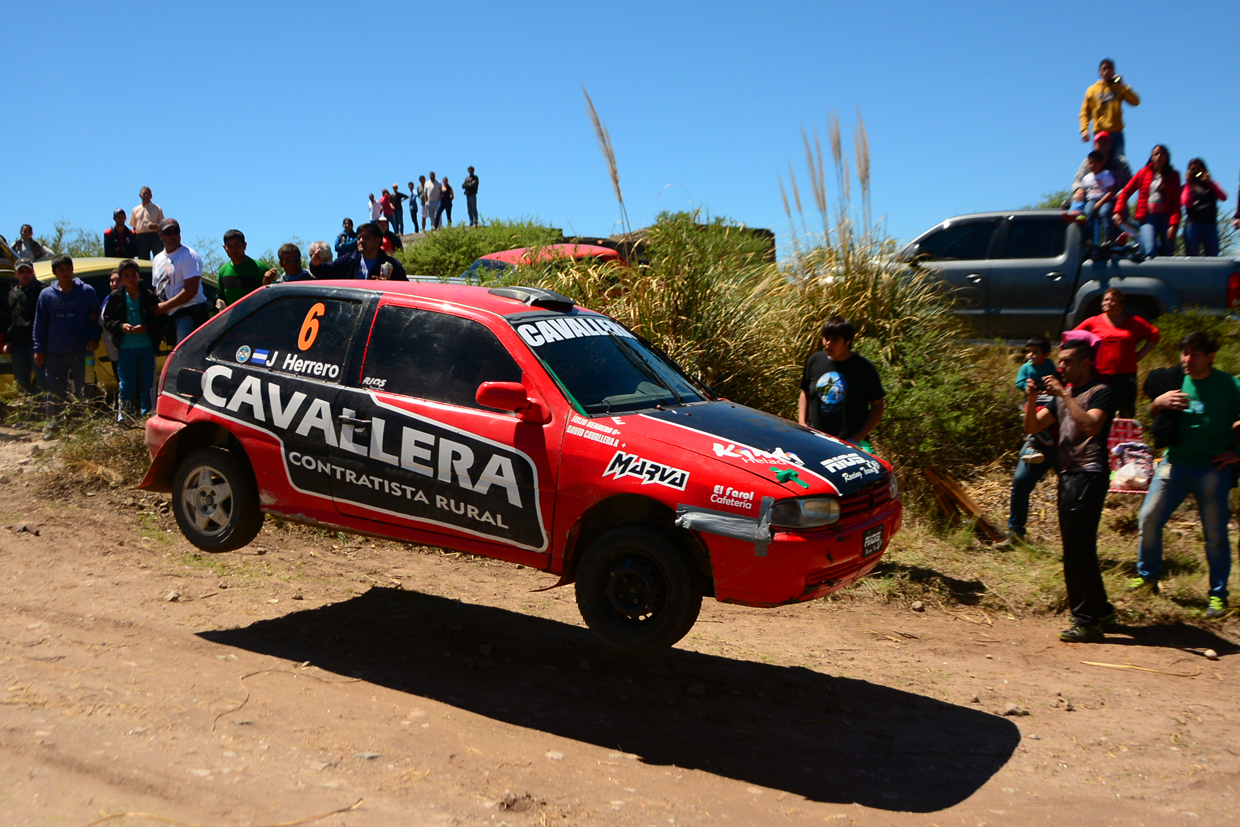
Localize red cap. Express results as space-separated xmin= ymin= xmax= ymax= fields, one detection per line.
xmin=1094 ymin=131 xmax=1111 ymax=142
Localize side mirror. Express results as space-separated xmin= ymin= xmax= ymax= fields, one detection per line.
xmin=475 ymin=381 xmax=551 ymax=423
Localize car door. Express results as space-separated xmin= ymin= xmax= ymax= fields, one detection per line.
xmin=985 ymin=215 xmax=1073 ymax=338
xmin=907 ymin=217 xmax=1001 ymax=333
xmin=328 ymin=299 xmax=559 ymax=557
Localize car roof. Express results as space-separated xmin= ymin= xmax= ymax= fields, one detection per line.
xmin=299 ymin=280 xmax=585 ymax=317
xmin=33 ymin=257 xmax=153 ymax=282
xmin=478 ymin=243 xmax=624 ymax=265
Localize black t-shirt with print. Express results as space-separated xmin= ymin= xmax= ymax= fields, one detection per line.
xmin=800 ymin=350 xmax=885 ymax=439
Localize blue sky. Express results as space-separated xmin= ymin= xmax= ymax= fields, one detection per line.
xmin=4 ymin=0 xmax=1238 ymax=262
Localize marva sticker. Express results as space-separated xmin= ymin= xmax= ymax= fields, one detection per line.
xmin=236 ymin=346 xmax=252 ymax=363
xmin=603 ymin=451 xmax=689 ymax=491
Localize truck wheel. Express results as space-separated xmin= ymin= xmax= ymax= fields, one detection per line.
xmin=172 ymin=447 xmax=263 ymax=553
xmin=575 ymin=525 xmax=702 ymax=656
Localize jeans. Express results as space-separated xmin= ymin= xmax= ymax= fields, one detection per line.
xmin=1184 ymin=220 xmax=1219 ymax=257
xmin=1008 ymin=454 xmax=1056 ymax=536
xmin=1137 ymin=460 xmax=1231 ymax=601
xmin=466 ymin=193 xmax=479 ymax=226
xmin=410 ymin=202 xmax=420 ymax=233
xmin=171 ymin=309 xmax=201 ymax=345
xmin=43 ymin=350 xmax=86 ymax=423
xmin=1084 ymin=198 xmax=1113 ymax=246
xmin=117 ymin=344 xmax=156 ymax=415
xmin=436 ymin=200 xmax=453 ymax=228
xmin=391 ymin=207 xmax=404 ymax=235
xmin=1108 ymin=130 xmax=1125 ymax=162
xmin=1139 ymin=213 xmax=1172 ymax=258
xmin=1059 ymin=471 xmax=1114 ymax=625
xmin=10 ymin=344 xmax=45 ymax=395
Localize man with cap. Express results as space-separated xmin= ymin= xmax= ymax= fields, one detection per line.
xmin=216 ymin=229 xmax=268 ymax=307
xmin=309 ymin=221 xmax=407 ymax=281
xmin=33 ymin=255 xmax=101 ymax=439
xmin=129 ymin=187 xmax=165 ymax=260
xmin=104 ymin=209 xmax=138 ymax=258
xmin=151 ymin=218 xmax=207 ymax=344
xmin=3 ymin=258 xmax=47 ymax=395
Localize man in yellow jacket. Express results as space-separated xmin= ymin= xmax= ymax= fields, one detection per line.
xmin=1080 ymin=59 xmax=1139 ymax=161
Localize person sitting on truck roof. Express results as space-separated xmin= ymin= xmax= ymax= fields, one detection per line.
xmin=1072 ymin=132 xmax=1131 ymax=231
xmin=1113 ymin=145 xmax=1181 ymax=259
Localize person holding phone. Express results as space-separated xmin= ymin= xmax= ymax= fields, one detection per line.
xmin=1181 ymin=158 xmax=1228 ymax=257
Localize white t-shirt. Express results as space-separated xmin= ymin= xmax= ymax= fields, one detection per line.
xmin=368 ymin=199 xmax=382 ymax=220
xmin=425 ymin=179 xmax=442 ymax=202
xmin=1082 ymin=169 xmax=1115 ymax=202
xmin=153 ymin=245 xmax=205 ymax=308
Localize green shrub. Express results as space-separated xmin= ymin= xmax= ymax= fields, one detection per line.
xmin=394 ymin=219 xmax=560 ymax=279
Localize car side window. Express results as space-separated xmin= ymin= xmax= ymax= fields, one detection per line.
xmin=361 ymin=305 xmax=522 ymax=410
xmin=208 ymin=296 xmax=364 ymax=382
xmin=915 ymin=220 xmax=999 ymax=261
xmin=1001 ymin=219 xmax=1067 ymax=259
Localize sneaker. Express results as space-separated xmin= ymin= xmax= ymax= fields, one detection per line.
xmin=993 ymin=533 xmax=1027 ymax=551
xmin=1126 ymin=576 xmax=1160 ymax=595
xmin=1098 ymin=611 xmax=1120 ymax=631
xmin=1206 ymin=596 xmax=1229 ymax=619
xmin=1018 ymin=445 xmax=1045 ymax=464
xmin=1059 ymin=621 xmax=1105 ymax=643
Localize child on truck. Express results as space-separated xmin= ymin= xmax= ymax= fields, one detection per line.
xmin=1082 ymin=151 xmax=1116 ymax=247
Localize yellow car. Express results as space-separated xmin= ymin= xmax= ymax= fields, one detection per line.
xmin=1 ymin=254 xmax=218 ymax=394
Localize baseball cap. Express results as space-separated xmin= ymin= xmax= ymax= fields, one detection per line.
xmin=14 ymin=258 xmax=34 ymax=272
xmin=1094 ymin=131 xmax=1111 ymax=142
xmin=158 ymin=218 xmax=181 ymax=234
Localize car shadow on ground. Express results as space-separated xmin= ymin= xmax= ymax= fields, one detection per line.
xmin=199 ymin=587 xmax=1020 ymax=812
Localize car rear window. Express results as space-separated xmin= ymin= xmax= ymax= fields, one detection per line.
xmin=208 ymin=295 xmax=365 ymax=382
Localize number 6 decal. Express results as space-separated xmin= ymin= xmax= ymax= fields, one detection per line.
xmin=298 ymin=302 xmax=326 ymax=351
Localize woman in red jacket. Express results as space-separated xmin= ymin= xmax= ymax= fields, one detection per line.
xmin=1114 ymin=144 xmax=1180 ymax=258
xmin=1073 ymin=287 xmax=1160 ymax=417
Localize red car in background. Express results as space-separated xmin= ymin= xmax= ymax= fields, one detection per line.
xmin=141 ymin=282 xmax=900 ymax=654
xmin=462 ymin=243 xmax=628 ymax=280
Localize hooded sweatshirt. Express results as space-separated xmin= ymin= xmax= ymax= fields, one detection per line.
xmin=1079 ymin=78 xmax=1140 ymax=137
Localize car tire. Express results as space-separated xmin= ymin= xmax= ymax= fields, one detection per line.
xmin=172 ymin=447 xmax=263 ymax=553
xmin=575 ymin=524 xmax=703 ymax=656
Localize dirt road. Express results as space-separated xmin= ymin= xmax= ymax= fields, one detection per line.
xmin=1 ymin=426 xmax=1237 ymax=826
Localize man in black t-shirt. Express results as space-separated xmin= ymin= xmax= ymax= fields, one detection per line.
xmin=1025 ymin=338 xmax=1117 ymax=643
xmin=797 ymin=316 xmax=885 ymax=449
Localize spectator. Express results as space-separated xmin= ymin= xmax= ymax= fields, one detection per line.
xmin=216 ymin=229 xmax=267 ymax=307
xmin=376 ymin=217 xmax=403 ymax=252
xmin=151 ymin=219 xmax=208 ymax=345
xmin=99 ymin=270 xmax=122 ymax=365
xmin=1072 ymin=132 xmax=1132 ymax=225
xmin=3 ymin=258 xmax=46 ymax=395
xmin=264 ymin=243 xmax=313 ymax=284
xmin=1114 ymin=145 xmax=1181 ymax=259
xmin=437 ymin=177 xmax=454 ymax=229
xmin=418 ymin=175 xmax=431 ymax=232
xmin=1132 ymin=332 xmax=1240 ymax=619
xmin=1024 ymin=338 xmax=1117 ymax=642
xmin=379 ymin=188 xmax=394 ymax=228
xmin=102 ymin=258 xmax=161 ymax=423
xmin=12 ymin=225 xmax=50 ymax=261
xmin=408 ymin=180 xmax=422 ymax=233
xmin=463 ymin=166 xmax=480 ymax=227
xmin=335 ymin=218 xmax=358 ymax=258
xmin=103 ymin=209 xmax=137 ymax=258
xmin=796 ymin=316 xmax=885 ymax=453
xmin=1079 ymin=151 xmax=1116 ymax=247
xmin=33 ymin=255 xmax=100 ymax=440
xmin=390 ymin=184 xmax=407 ymax=235
xmin=1000 ymin=337 xmax=1060 ymax=548
xmin=1181 ymin=158 xmax=1228 ymax=257
xmin=309 ymin=222 xmax=407 ymax=281
xmin=1073 ymin=287 xmax=1159 ymax=418
xmin=425 ymin=173 xmax=441 ymax=230
xmin=367 ymin=193 xmax=381 ymax=222
xmin=129 ymin=187 xmax=165 ymax=260
xmin=1080 ymin=59 xmax=1139 ymax=161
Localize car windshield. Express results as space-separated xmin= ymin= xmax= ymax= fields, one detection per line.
xmin=510 ymin=314 xmax=709 ymax=415
xmin=461 ymin=258 xmax=514 ymax=281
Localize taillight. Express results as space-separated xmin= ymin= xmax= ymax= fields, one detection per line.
xmin=1228 ymin=272 xmax=1240 ymax=309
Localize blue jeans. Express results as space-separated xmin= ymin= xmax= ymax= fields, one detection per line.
xmin=391 ymin=207 xmax=404 ymax=235
xmin=436 ymin=199 xmax=452 ymax=228
xmin=1139 ymin=213 xmax=1172 ymax=258
xmin=466 ymin=193 xmax=479 ymax=226
xmin=1084 ymin=198 xmax=1113 ymax=246
xmin=1184 ymin=221 xmax=1219 ymax=257
xmin=1108 ymin=130 xmax=1125 ymax=163
xmin=171 ymin=310 xmax=200 ymax=345
xmin=1137 ymin=460 xmax=1232 ymax=600
xmin=1008 ymin=454 xmax=1057 ymax=536
xmin=117 ymin=344 xmax=155 ymax=415
xmin=9 ymin=344 xmax=45 ymax=395
xmin=43 ymin=350 xmax=86 ymax=422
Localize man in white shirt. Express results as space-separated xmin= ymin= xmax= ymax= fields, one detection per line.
xmin=129 ymin=187 xmax=165 ymax=260
xmin=425 ymin=172 xmax=441 ymax=231
xmin=151 ymin=218 xmax=207 ymax=344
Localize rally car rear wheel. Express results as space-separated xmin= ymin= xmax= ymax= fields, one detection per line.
xmin=575 ymin=524 xmax=702 ymax=655
xmin=172 ymin=447 xmax=263 ymax=553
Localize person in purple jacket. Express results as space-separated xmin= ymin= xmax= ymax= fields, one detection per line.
xmin=33 ymin=255 xmax=101 ymax=439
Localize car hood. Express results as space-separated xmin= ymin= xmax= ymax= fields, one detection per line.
xmin=629 ymin=402 xmax=889 ymax=497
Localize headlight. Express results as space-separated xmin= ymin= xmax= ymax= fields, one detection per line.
xmin=770 ymin=496 xmax=841 ymax=529
xmin=889 ymin=474 xmax=899 ymax=499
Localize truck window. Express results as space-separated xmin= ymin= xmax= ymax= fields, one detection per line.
xmin=914 ymin=220 xmax=999 ymax=261
xmin=1001 ymin=220 xmax=1067 ymax=259
xmin=360 ymin=305 xmax=523 ymax=410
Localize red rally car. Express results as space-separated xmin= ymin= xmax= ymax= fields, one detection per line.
xmin=141 ymin=282 xmax=902 ymax=654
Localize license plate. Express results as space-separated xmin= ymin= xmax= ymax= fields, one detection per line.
xmin=862 ymin=526 xmax=883 ymax=557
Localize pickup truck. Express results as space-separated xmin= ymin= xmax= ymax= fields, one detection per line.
xmin=899 ymin=210 xmax=1240 ymax=338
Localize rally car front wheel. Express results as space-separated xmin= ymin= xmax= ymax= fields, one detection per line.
xmin=172 ymin=447 xmax=263 ymax=553
xmin=575 ymin=524 xmax=703 ymax=656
